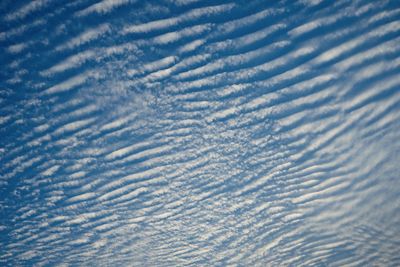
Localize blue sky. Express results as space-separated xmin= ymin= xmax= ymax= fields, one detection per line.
xmin=1 ymin=0 xmax=400 ymax=265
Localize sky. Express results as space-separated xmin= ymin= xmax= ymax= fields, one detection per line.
xmin=1 ymin=0 xmax=400 ymax=266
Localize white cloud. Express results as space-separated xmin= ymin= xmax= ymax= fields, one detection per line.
xmin=314 ymin=21 xmax=400 ymax=64
xmin=178 ymin=39 xmax=205 ymax=53
xmin=55 ymin=24 xmax=111 ymax=51
xmin=53 ymin=118 xmax=96 ymax=135
xmin=75 ymin=0 xmax=134 ymax=17
xmin=66 ymin=192 xmax=97 ymax=203
xmin=7 ymin=43 xmax=28 ymax=54
xmin=123 ymin=3 xmax=235 ymax=34
xmin=214 ymin=7 xmax=284 ymax=36
xmin=4 ymin=0 xmax=51 ymax=22
xmin=42 ymin=71 xmax=93 ymax=95
xmin=105 ymin=140 xmax=152 ymax=160
xmin=153 ymin=24 xmax=211 ymax=45
xmin=42 ymin=165 xmax=60 ymax=176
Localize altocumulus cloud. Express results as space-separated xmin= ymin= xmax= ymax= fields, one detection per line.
xmin=1 ymin=0 xmax=400 ymax=266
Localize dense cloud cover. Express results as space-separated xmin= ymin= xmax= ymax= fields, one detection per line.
xmin=1 ymin=0 xmax=400 ymax=265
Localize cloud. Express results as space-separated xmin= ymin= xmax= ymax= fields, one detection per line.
xmin=75 ymin=0 xmax=135 ymax=17
xmin=55 ymin=24 xmax=111 ymax=51
xmin=4 ymin=0 xmax=51 ymax=22
xmin=122 ymin=3 xmax=235 ymax=34
xmin=42 ymin=72 xmax=91 ymax=95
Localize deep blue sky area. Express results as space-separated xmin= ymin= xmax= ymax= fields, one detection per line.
xmin=1 ymin=0 xmax=400 ymax=266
